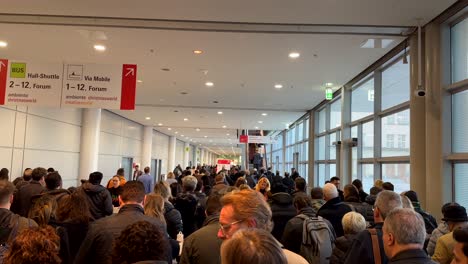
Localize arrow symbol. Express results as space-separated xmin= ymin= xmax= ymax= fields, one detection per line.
xmin=125 ymin=68 xmax=135 ymax=77
xmin=0 ymin=61 xmax=5 ymax=72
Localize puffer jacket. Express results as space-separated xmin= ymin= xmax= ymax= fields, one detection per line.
xmin=344 ymin=197 xmax=374 ymax=225
xmin=269 ymin=192 xmax=297 ymax=241
xmin=80 ymin=182 xmax=113 ymax=220
xmin=427 ymin=222 xmax=450 ymax=256
xmin=330 ymin=234 xmax=357 ymax=264
xmin=164 ymin=201 xmax=183 ymax=239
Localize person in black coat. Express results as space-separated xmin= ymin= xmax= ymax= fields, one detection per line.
xmin=330 ymin=212 xmax=367 ymax=264
xmin=154 ymin=181 xmax=183 ymax=239
xmin=343 ymin=184 xmax=374 ymax=225
xmin=75 ymin=181 xmax=177 ymax=264
xmin=79 ymin=172 xmax=113 ymax=220
xmin=352 ymin=179 xmax=368 ymax=202
xmin=173 ymin=176 xmax=202 ymax=237
xmin=317 ymin=183 xmax=352 ymax=237
xmin=11 ymin=167 xmax=47 ymax=217
xmin=269 ymin=184 xmax=297 ymax=241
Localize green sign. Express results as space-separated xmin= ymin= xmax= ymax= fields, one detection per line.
xmin=325 ymin=88 xmax=333 ymax=100
xmin=10 ymin=62 xmax=26 ymax=78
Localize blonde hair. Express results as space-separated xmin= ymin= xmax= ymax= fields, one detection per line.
xmin=28 ymin=195 xmax=58 ymax=227
xmin=342 ymin=211 xmax=366 ymax=235
xmin=167 ymin=172 xmax=175 ymax=179
xmin=374 ymin=179 xmax=384 ymax=188
xmin=221 ymin=189 xmax=272 ymax=232
xmin=255 ymin=177 xmax=271 ymax=193
xmin=221 ymin=228 xmax=287 ymax=264
xmin=144 ymin=194 xmax=166 ymax=225
xmin=154 ymin=181 xmax=172 ymax=200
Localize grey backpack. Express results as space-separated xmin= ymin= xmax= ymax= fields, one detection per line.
xmin=296 ymin=214 xmax=336 ymax=264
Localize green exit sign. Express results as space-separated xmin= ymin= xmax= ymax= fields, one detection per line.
xmin=325 ymin=88 xmax=333 ymax=100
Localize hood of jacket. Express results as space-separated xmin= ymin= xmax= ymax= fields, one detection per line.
xmin=270 ymin=192 xmax=293 ymax=205
xmin=82 ymin=182 xmax=106 ymax=193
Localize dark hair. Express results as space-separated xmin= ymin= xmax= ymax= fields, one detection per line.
xmin=88 ymin=171 xmax=103 ymax=185
xmin=31 ymin=167 xmax=47 ymax=181
xmin=344 ymin=184 xmax=360 ymax=201
xmin=453 ymin=226 xmax=468 ymax=257
xmin=144 ymin=167 xmax=150 ymax=174
xmin=330 ymin=177 xmax=340 ymax=182
xmin=23 ymin=168 xmax=32 ymax=181
xmin=4 ymin=226 xmax=61 ymax=264
xmin=370 ymin=186 xmax=382 ymax=195
xmin=295 ymin=177 xmax=306 ymax=192
xmin=47 ymin=168 xmax=55 ymax=173
xmin=111 ymin=221 xmax=169 ymax=264
xmin=382 ymin=182 xmax=394 ymax=191
xmin=0 ymin=168 xmax=9 ymax=181
xmin=45 ymin=172 xmax=62 ymax=190
xmin=28 ymin=195 xmax=57 ymax=227
xmin=120 ymin=181 xmax=145 ymax=203
xmin=205 ymin=192 xmax=223 ymax=216
xmin=352 ymin=179 xmax=363 ymax=190
xmin=56 ymin=189 xmax=91 ymax=224
xmin=310 ymin=187 xmax=324 ymax=199
xmin=116 ymin=168 xmax=125 ymax=176
xmin=0 ymin=180 xmax=15 ymax=204
xmin=235 ymin=177 xmax=247 ymax=188
xmin=293 ymin=195 xmax=313 ymax=210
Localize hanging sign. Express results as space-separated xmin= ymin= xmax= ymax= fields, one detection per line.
xmin=0 ymin=59 xmax=137 ymax=110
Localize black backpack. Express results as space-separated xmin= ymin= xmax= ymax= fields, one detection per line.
xmin=0 ymin=215 xmax=20 ymax=264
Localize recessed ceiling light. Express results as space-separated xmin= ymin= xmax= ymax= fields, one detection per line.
xmin=180 ymin=92 xmax=189 ymax=95
xmin=0 ymin=41 xmax=7 ymax=48
xmin=204 ymin=136 xmax=208 ymax=138
xmin=175 ymin=131 xmax=178 ymax=134
xmin=196 ymin=128 xmax=200 ymax=132
xmin=205 ymin=82 xmax=214 ymax=87
xmin=94 ymin=44 xmax=106 ymax=51
xmin=258 ymin=121 xmax=263 ymax=124
xmin=226 ymin=133 xmax=230 ymax=136
xmin=274 ymin=84 xmax=283 ymax=89
xmin=325 ymin=82 xmax=333 ymax=87
xmin=158 ymin=123 xmax=163 ymax=126
xmin=183 ymin=118 xmax=188 ymax=121
xmin=193 ymin=50 xmax=203 ymax=54
xmin=168 ymin=128 xmax=172 ymax=131
xmin=288 ymin=52 xmax=300 ymax=58
xmin=213 ymin=101 xmax=219 ymax=104
xmin=145 ymin=117 xmax=151 ymax=120
xmin=190 ymin=139 xmax=193 ymax=141
xmin=261 ymin=113 xmax=268 ymax=116
xmin=181 ymin=134 xmax=184 ymax=137
xmin=217 ymin=111 xmax=223 ymax=115
xmin=222 ymin=125 xmax=227 ymax=128
xmin=255 ymin=126 xmax=259 ymax=129
xmin=137 ymin=80 xmax=143 ymax=83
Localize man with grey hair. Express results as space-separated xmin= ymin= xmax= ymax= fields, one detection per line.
xmin=173 ymin=175 xmax=203 ymax=237
xmin=383 ymin=208 xmax=436 ymax=263
xmin=317 ymin=183 xmax=353 ymax=237
xmin=344 ymin=190 xmax=403 ymax=264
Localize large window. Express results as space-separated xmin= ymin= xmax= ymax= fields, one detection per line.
xmin=453 ymin=90 xmax=468 ymax=152
xmin=351 ymin=78 xmax=374 ymax=121
xmin=382 ymin=163 xmax=410 ymax=193
xmin=451 ymin=18 xmax=468 ymax=83
xmin=455 ymin=164 xmax=468 ymax=208
xmin=382 ymin=110 xmax=410 ymax=157
xmin=382 ymin=59 xmax=410 ymax=110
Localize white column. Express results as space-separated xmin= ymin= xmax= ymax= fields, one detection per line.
xmin=201 ymin=149 xmax=206 ymax=165
xmin=184 ymin=142 xmax=190 ymax=168
xmin=141 ymin=126 xmax=153 ymax=169
xmin=168 ymin=136 xmax=176 ymax=172
xmin=79 ymin=109 xmax=101 ymax=181
xmin=194 ymin=147 xmax=199 ymax=165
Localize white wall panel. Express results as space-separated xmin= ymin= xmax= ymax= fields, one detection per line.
xmin=23 ymin=149 xmax=79 ymax=182
xmin=0 ymin=108 xmax=16 ymax=147
xmin=99 ymin=132 xmax=122 ymax=155
xmin=176 ymin=140 xmax=184 ymax=165
xmin=100 ymin=111 xmax=122 ymax=135
xmin=0 ymin=148 xmax=12 ymax=173
xmin=13 ymin=112 xmax=27 ymax=148
xmin=25 ymin=115 xmax=81 ymax=152
xmin=123 ymin=120 xmax=143 ymax=140
xmin=152 ymin=131 xmax=169 ymax=174
xmin=122 ymin=138 xmax=141 ymax=157
xmin=98 ymin=154 xmax=122 ymax=184
xmin=28 ymin=107 xmax=82 ymax=125
xmin=11 ymin=149 xmax=24 ymax=180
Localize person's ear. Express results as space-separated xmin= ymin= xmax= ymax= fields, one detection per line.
xmin=142 ymin=195 xmax=147 ymax=206
xmin=9 ymin=194 xmax=13 ymax=204
xmin=118 ymin=195 xmax=123 ymax=206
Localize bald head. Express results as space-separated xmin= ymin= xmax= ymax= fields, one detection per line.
xmin=323 ymin=183 xmax=338 ymax=201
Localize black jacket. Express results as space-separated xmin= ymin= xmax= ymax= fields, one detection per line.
xmin=173 ymin=192 xmax=200 ymax=237
xmin=80 ymin=182 xmax=113 ymax=220
xmin=344 ymin=223 xmax=386 ymax=264
xmin=0 ymin=208 xmax=37 ymax=242
xmin=179 ymin=214 xmax=222 ymax=264
xmin=282 ymin=177 xmax=295 ymax=194
xmin=164 ymin=201 xmax=183 ymax=239
xmin=389 ymin=249 xmax=437 ymax=264
xmin=269 ymin=192 xmax=297 ymax=241
xmin=57 ymin=221 xmax=89 ymax=264
xmin=344 ymin=197 xmax=374 ymax=225
xmin=11 ymin=181 xmax=45 ymax=217
xmin=317 ymin=197 xmax=352 ymax=237
xmin=281 ymin=207 xmax=317 ymax=254
xmin=330 ymin=234 xmax=357 ymax=264
xmin=245 ymin=175 xmax=256 ymax=189
xmin=74 ymin=204 xmax=173 ymax=264
xmin=359 ymin=190 xmax=369 ymax=203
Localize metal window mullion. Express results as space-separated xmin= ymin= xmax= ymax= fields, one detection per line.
xmin=357 ymin=124 xmax=363 ymax=181
xmin=374 ymin=70 xmax=382 ymax=181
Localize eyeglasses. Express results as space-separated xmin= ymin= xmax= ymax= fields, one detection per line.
xmin=219 ymin=219 xmax=244 ymax=237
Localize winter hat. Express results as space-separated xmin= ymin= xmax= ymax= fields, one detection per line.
xmin=404 ymin=190 xmax=419 ymax=203
xmin=442 ymin=205 xmax=468 ymax=222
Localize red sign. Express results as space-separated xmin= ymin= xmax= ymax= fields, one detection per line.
xmin=120 ymin=64 xmax=137 ymax=110
xmin=217 ymin=159 xmax=231 ymax=165
xmin=0 ymin=59 xmax=7 ymax=105
xmin=239 ymin=135 xmax=248 ymax=143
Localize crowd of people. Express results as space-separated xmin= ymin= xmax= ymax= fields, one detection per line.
xmin=0 ymin=165 xmax=466 ymax=264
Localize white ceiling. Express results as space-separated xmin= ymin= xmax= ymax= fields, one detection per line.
xmin=0 ymin=0 xmax=456 ymax=154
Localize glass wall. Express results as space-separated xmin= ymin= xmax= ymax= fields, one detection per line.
xmin=450 ymin=17 xmax=468 ymax=208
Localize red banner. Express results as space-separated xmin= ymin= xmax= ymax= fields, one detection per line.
xmin=239 ymin=135 xmax=248 ymax=143
xmin=0 ymin=59 xmax=8 ymax=105
xmin=120 ymin=64 xmax=137 ymax=110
